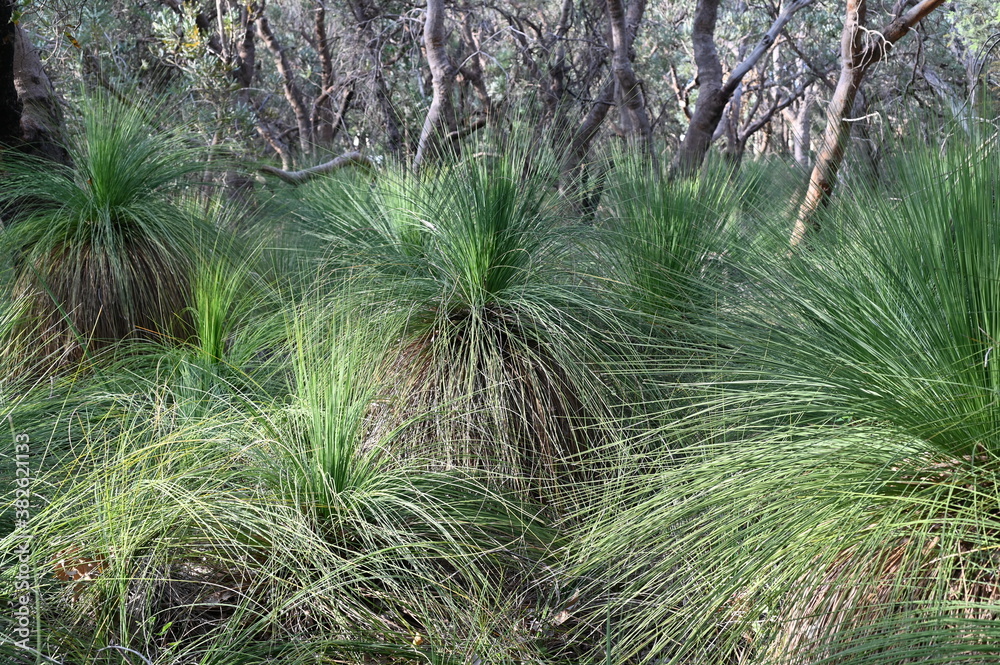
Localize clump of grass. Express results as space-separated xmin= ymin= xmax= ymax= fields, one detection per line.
xmin=0 ymin=93 xmax=211 ymax=363
xmin=299 ymin=147 xmax=630 ymax=490
xmin=250 ymin=292 xmax=558 ymax=661
xmin=603 ymin=151 xmax=739 ymax=328
xmin=1 ymin=325 xmax=554 ymax=664
xmin=567 ymin=136 xmax=1000 ymax=664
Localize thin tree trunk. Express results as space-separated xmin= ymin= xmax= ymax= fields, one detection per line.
xmin=607 ymin=0 xmax=652 ymax=157
xmin=674 ymin=0 xmax=815 ymax=177
xmin=790 ymin=88 xmax=814 ymax=167
xmin=215 ymin=0 xmax=229 ymax=61
xmin=414 ymin=0 xmax=458 ymax=168
xmin=459 ymin=13 xmax=492 ymax=116
xmin=230 ymin=5 xmax=256 ymax=89
xmin=259 ymin=14 xmax=312 ymax=156
xmin=314 ymin=1 xmax=336 ymax=143
xmin=543 ymin=0 xmax=574 ymax=137
xmin=562 ymin=80 xmax=614 ymax=182
xmin=790 ymin=0 xmax=946 ymax=246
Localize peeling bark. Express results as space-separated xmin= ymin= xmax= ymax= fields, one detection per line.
xmin=790 ymin=0 xmax=946 ymax=247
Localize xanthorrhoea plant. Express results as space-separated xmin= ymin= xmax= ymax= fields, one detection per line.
xmin=603 ymin=151 xmax=739 ymax=328
xmin=1 ymin=304 xmax=552 ymax=664
xmin=255 ymin=294 xmax=556 ymax=661
xmin=299 ymin=147 xmax=628 ymax=487
xmin=569 ymin=137 xmax=1000 ymax=664
xmin=0 ymin=93 xmax=210 ymax=363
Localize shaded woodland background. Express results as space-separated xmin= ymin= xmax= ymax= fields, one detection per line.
xmin=3 ymin=0 xmax=998 ymax=202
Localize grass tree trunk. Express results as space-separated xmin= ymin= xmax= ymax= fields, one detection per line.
xmin=790 ymin=0 xmax=948 ymax=247
xmin=674 ymin=0 xmax=816 ymax=178
xmin=413 ymin=0 xmax=458 ymax=169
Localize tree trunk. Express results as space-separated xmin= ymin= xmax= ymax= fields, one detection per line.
xmin=259 ymin=14 xmax=313 ymax=157
xmin=12 ymin=21 xmax=68 ymax=162
xmin=230 ymin=5 xmax=256 ymax=89
xmin=562 ymin=80 xmax=615 ymax=182
xmin=674 ymin=0 xmax=724 ymax=177
xmin=1 ymin=0 xmax=20 ymax=148
xmin=313 ymin=1 xmax=336 ymax=143
xmin=790 ymin=88 xmax=814 ymax=167
xmin=607 ymin=0 xmax=652 ymax=156
xmin=413 ymin=0 xmax=458 ymax=168
xmin=674 ymin=0 xmax=816 ymax=178
xmin=561 ymin=0 xmax=646 ymax=181
xmin=790 ymin=0 xmax=946 ymax=247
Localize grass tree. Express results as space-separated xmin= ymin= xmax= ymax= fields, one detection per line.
xmin=604 ymin=152 xmax=742 ymax=329
xmin=0 ymin=294 xmax=554 ymax=663
xmin=299 ymin=148 xmax=631 ymax=490
xmin=570 ymin=138 xmax=1000 ymax=664
xmin=0 ymin=94 xmax=210 ymax=363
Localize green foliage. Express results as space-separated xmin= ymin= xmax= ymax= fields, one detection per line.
xmin=0 ymin=93 xmax=211 ymax=361
xmin=569 ymin=135 xmax=1000 ymax=664
xmin=604 ymin=152 xmax=739 ymax=326
xmin=298 ymin=146 xmax=631 ymax=488
xmin=11 ymin=88 xmax=1000 ymax=665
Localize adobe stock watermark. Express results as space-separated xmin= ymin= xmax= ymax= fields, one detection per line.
xmin=10 ymin=430 xmax=34 ymax=653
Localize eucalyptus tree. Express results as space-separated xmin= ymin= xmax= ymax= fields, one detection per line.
xmin=790 ymin=0 xmax=949 ymax=247
xmin=673 ymin=0 xmax=819 ymax=176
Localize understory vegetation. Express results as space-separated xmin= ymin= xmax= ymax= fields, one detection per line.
xmin=5 ymin=97 xmax=1000 ymax=665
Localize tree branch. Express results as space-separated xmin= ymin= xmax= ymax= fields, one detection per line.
xmin=259 ymin=151 xmax=374 ymax=185
xmin=722 ymin=0 xmax=817 ymax=98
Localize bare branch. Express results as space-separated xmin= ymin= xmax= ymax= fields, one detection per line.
xmin=722 ymin=0 xmax=818 ymax=97
xmin=259 ymin=151 xmax=374 ymax=185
